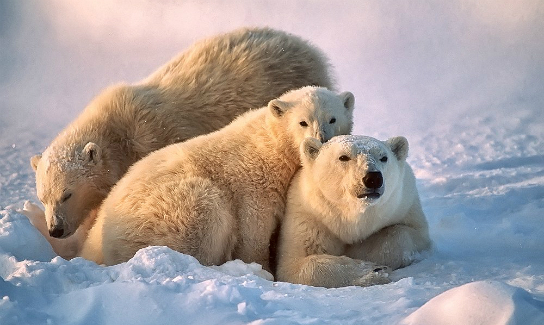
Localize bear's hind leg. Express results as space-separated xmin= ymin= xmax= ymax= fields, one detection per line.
xmin=102 ymin=177 xmax=237 ymax=266
xmin=176 ymin=177 xmax=238 ymax=265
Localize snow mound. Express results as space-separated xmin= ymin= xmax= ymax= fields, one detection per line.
xmin=0 ymin=209 xmax=55 ymax=262
xmin=402 ymin=280 xmax=544 ymax=325
xmin=2 ymin=1 xmax=544 ymax=324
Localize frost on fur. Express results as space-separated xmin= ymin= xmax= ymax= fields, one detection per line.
xmin=28 ymin=27 xmax=336 ymax=258
xmin=80 ymin=86 xmax=355 ymax=272
xmin=276 ymin=135 xmax=431 ymax=288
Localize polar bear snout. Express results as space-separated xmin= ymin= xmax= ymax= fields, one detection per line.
xmin=48 ymin=216 xmax=67 ymax=238
xmin=363 ymin=171 xmax=383 ymax=189
xmin=356 ymin=172 xmax=384 ymax=200
xmin=49 ymin=223 xmax=64 ymax=238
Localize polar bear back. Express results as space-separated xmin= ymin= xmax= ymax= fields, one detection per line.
xmin=81 ymin=87 xmax=356 ymax=269
xmin=30 ymin=27 xmax=336 ymax=247
xmin=145 ymin=27 xmax=333 ymax=92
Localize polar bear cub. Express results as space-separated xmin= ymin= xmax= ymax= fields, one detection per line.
xmin=276 ymin=135 xmax=431 ymax=288
xmin=27 ymin=27 xmax=334 ymax=258
xmin=80 ymin=86 xmax=355 ymax=271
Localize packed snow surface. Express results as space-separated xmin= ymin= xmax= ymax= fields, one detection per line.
xmin=402 ymin=281 xmax=544 ymax=325
xmin=1 ymin=1 xmax=543 ymax=324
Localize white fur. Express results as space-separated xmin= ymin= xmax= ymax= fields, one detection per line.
xmin=80 ymin=86 xmax=355 ymax=271
xmin=276 ymin=135 xmax=431 ymax=288
xmin=28 ymin=27 xmax=335 ymax=258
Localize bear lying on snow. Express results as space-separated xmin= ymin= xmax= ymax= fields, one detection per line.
xmin=276 ymin=135 xmax=431 ymax=288
xmin=26 ymin=27 xmax=335 ymax=259
xmin=80 ymin=86 xmax=355 ymax=272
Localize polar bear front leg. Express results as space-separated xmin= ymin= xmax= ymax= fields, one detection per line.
xmin=348 ymin=225 xmax=417 ymax=270
xmin=280 ymin=254 xmax=390 ymax=288
xmin=19 ymin=201 xmax=48 ymax=236
xmin=276 ymin=215 xmax=390 ymax=288
xmin=348 ymin=201 xmax=431 ymax=270
xmin=348 ymin=224 xmax=431 ymax=270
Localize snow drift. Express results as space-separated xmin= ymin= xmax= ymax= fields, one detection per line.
xmin=1 ymin=1 xmax=543 ymax=324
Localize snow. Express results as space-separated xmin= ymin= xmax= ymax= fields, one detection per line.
xmin=1 ymin=0 xmax=543 ymax=324
xmin=402 ymin=281 xmax=544 ymax=325
xmin=329 ymin=135 xmax=385 ymax=154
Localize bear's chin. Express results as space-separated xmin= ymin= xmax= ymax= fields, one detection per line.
xmin=355 ymin=190 xmax=383 ymax=205
xmin=357 ymin=192 xmax=381 ymax=199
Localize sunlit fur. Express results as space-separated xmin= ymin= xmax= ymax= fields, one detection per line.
xmin=30 ymin=27 xmax=335 ymax=255
xmin=276 ymin=135 xmax=431 ymax=288
xmin=80 ymin=87 xmax=355 ymax=270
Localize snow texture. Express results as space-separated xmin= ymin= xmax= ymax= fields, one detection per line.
xmin=328 ymin=135 xmax=385 ymax=154
xmin=402 ymin=281 xmax=544 ymax=325
xmin=1 ymin=1 xmax=543 ymax=324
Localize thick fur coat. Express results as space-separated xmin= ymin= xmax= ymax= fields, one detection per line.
xmin=276 ymin=135 xmax=431 ymax=288
xmin=80 ymin=86 xmax=355 ymax=271
xmin=27 ymin=27 xmax=335 ymax=258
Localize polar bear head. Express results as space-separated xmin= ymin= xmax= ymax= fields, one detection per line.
xmin=300 ymin=135 xmax=409 ymax=210
xmin=266 ymin=86 xmax=355 ymax=147
xmin=30 ymin=141 xmax=111 ymax=238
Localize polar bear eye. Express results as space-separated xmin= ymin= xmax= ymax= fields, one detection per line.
xmin=61 ymin=192 xmax=72 ymax=203
xmin=299 ymin=121 xmax=308 ymax=127
xmin=329 ymin=117 xmax=336 ymax=124
xmin=339 ymin=155 xmax=350 ymax=162
xmin=380 ymin=156 xmax=388 ymax=163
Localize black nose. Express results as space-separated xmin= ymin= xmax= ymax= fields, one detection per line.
xmin=363 ymin=171 xmax=383 ymax=189
xmin=49 ymin=226 xmax=64 ymax=238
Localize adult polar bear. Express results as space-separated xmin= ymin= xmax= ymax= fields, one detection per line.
xmin=276 ymin=135 xmax=431 ymax=288
xmin=80 ymin=86 xmax=355 ymax=272
xmin=27 ymin=27 xmax=334 ymax=258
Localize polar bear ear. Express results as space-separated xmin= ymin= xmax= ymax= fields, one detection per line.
xmin=339 ymin=91 xmax=355 ymax=111
xmin=301 ymin=137 xmax=323 ymax=161
xmin=30 ymin=154 xmax=42 ymax=171
xmin=386 ymin=136 xmax=409 ymax=161
xmin=82 ymin=142 xmax=102 ymax=165
xmin=268 ymin=99 xmax=289 ymax=118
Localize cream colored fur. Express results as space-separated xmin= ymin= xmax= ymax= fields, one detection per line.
xmin=27 ymin=27 xmax=335 ymax=259
xmin=80 ymin=86 xmax=355 ymax=270
xmin=276 ymin=135 xmax=431 ymax=288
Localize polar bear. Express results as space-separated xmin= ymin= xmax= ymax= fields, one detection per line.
xmin=27 ymin=27 xmax=335 ymax=259
xmin=80 ymin=86 xmax=355 ymax=272
xmin=276 ymin=135 xmax=431 ymax=288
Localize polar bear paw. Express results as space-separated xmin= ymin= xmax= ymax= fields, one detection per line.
xmin=18 ymin=201 xmax=47 ymax=230
xmin=352 ymin=262 xmax=391 ymax=287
